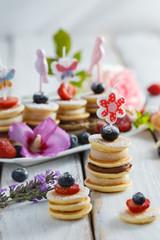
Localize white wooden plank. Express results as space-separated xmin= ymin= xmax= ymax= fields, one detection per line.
xmin=0 ymin=154 xmax=93 ymax=240
xmin=83 ymin=130 xmax=160 ymax=240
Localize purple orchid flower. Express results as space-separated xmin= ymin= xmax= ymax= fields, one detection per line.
xmin=9 ymin=118 xmax=70 ymax=158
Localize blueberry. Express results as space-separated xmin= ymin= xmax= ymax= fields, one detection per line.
xmin=101 ymin=125 xmax=119 ymax=141
xmin=91 ymin=82 xmax=105 ymax=94
xmin=58 ymin=172 xmax=75 ymax=188
xmin=157 ymin=146 xmax=160 ymax=156
xmin=132 ymin=192 xmax=146 ymax=205
xmin=11 ymin=168 xmax=28 ymax=182
xmin=14 ymin=145 xmax=23 ymax=158
xmin=33 ymin=92 xmax=48 ymax=104
xmin=69 ymin=134 xmax=78 ymax=148
xmin=78 ymin=132 xmax=90 ymax=145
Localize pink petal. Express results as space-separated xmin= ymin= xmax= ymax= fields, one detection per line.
xmin=33 ymin=118 xmax=57 ymax=143
xmin=99 ymin=99 xmax=109 ymax=108
xmin=21 ymin=146 xmax=40 ymax=158
xmin=42 ymin=126 xmax=70 ymax=156
xmin=9 ymin=123 xmax=34 ymax=147
xmin=108 ymin=93 xmax=116 ymax=103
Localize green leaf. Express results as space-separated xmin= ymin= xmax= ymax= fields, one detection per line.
xmin=70 ymin=71 xmax=91 ymax=93
xmin=47 ymin=58 xmax=57 ymax=75
xmin=53 ymin=29 xmax=71 ymax=57
xmin=72 ymin=51 xmax=82 ymax=62
xmin=133 ymin=111 xmax=153 ymax=130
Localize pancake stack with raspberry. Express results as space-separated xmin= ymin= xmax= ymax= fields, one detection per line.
xmin=56 ymin=83 xmax=90 ymax=135
xmin=47 ymin=172 xmax=92 ymax=220
xmin=119 ymin=192 xmax=160 ymax=224
xmin=85 ymin=125 xmax=132 ymax=192
xmin=23 ymin=92 xmax=59 ymax=127
xmin=0 ymin=97 xmax=24 ymax=134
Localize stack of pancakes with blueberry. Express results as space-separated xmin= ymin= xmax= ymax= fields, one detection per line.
xmin=56 ymin=98 xmax=90 ymax=136
xmin=82 ymin=82 xmax=106 ymax=126
xmin=47 ymin=172 xmax=92 ymax=220
xmin=23 ymin=92 xmax=59 ymax=127
xmin=85 ymin=126 xmax=132 ymax=192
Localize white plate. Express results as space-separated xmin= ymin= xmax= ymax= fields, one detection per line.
xmin=0 ymin=125 xmax=148 ymax=166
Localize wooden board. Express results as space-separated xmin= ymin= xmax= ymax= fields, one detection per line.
xmin=0 ymin=154 xmax=93 ymax=240
xmin=83 ymin=130 xmax=160 ymax=240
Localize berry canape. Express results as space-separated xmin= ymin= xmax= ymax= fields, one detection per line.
xmin=47 ymin=172 xmax=92 ymax=220
xmin=52 ymin=46 xmax=90 ymax=136
xmin=85 ymin=85 xmax=132 ymax=193
xmin=119 ymin=192 xmax=160 ymax=224
xmin=23 ymin=49 xmax=59 ymax=127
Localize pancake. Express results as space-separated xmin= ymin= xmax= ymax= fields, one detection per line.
xmin=119 ymin=207 xmax=160 ymax=224
xmin=48 ymin=196 xmax=90 ymax=211
xmin=89 ymin=173 xmax=129 ymax=186
xmin=88 ymin=155 xmax=132 ymax=168
xmin=56 ymin=99 xmax=87 ymax=110
xmin=49 ymin=203 xmax=92 ymax=220
xmin=47 ymin=186 xmax=89 ymax=204
xmin=0 ymin=104 xmax=24 ymax=119
xmin=90 ymin=147 xmax=129 ymax=161
xmin=86 ymin=164 xmax=132 ymax=179
xmin=88 ymin=162 xmax=132 ymax=173
xmin=85 ymin=178 xmax=131 ymax=192
xmin=58 ymin=112 xmax=90 ymax=121
xmin=89 ymin=134 xmax=130 ymax=152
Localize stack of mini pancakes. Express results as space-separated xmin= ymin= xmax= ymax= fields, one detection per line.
xmin=85 ymin=134 xmax=132 ymax=192
xmin=56 ymin=99 xmax=90 ymax=135
xmin=23 ymin=101 xmax=59 ymax=127
xmin=82 ymin=93 xmax=106 ymax=125
xmin=0 ymin=103 xmax=24 ymax=134
xmin=47 ymin=186 xmax=92 ymax=220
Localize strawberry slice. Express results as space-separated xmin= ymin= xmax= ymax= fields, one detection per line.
xmin=126 ymin=198 xmax=150 ymax=213
xmin=115 ymin=114 xmax=133 ymax=132
xmin=58 ymin=82 xmax=76 ymax=100
xmin=0 ymin=97 xmax=18 ymax=108
xmin=0 ymin=138 xmax=17 ymax=158
xmin=55 ymin=183 xmax=80 ymax=195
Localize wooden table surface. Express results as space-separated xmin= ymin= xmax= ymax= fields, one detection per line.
xmin=0 ymin=33 xmax=160 ymax=240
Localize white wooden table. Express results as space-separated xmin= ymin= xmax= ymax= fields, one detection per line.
xmin=0 ymin=33 xmax=160 ymax=240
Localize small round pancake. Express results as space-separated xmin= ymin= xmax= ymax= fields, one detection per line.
xmin=67 ymin=129 xmax=87 ymax=136
xmin=89 ymin=155 xmax=132 ymax=168
xmin=151 ymin=112 xmax=160 ymax=131
xmin=89 ymin=173 xmax=129 ymax=186
xmin=91 ymin=147 xmax=129 ymax=161
xmin=89 ymin=134 xmax=130 ymax=153
xmin=0 ymin=113 xmax=24 ymax=132
xmin=87 ymin=107 xmax=98 ymax=114
xmin=58 ymin=112 xmax=90 ymax=121
xmin=58 ymin=107 xmax=86 ymax=115
xmin=119 ymin=207 xmax=160 ymax=224
xmin=24 ymin=101 xmax=59 ymax=112
xmin=47 ymin=186 xmax=89 ymax=204
xmin=56 ymin=99 xmax=87 ymax=110
xmin=59 ymin=122 xmax=88 ymax=131
xmin=86 ymin=164 xmax=132 ymax=179
xmin=26 ymin=119 xmax=60 ymax=127
xmin=49 ymin=203 xmax=92 ymax=220
xmin=85 ymin=178 xmax=131 ymax=192
xmin=48 ymin=196 xmax=90 ymax=212
xmin=0 ymin=104 xmax=24 ymax=119
xmin=83 ymin=93 xmax=106 ymax=104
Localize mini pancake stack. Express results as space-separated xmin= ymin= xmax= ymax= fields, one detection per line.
xmin=85 ymin=134 xmax=132 ymax=192
xmin=23 ymin=101 xmax=59 ymax=127
xmin=83 ymin=92 xmax=106 ymax=126
xmin=56 ymin=99 xmax=90 ymax=135
xmin=47 ymin=186 xmax=92 ymax=220
xmin=0 ymin=101 xmax=24 ymax=133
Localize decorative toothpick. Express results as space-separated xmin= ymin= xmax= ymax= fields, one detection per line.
xmin=51 ymin=46 xmax=78 ymax=82
xmin=35 ymin=49 xmax=49 ymax=93
xmin=88 ymin=36 xmax=105 ymax=82
xmin=0 ymin=63 xmax=15 ymax=100
xmin=97 ymin=83 xmax=126 ymax=125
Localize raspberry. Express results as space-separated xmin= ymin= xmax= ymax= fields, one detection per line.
xmin=0 ymin=138 xmax=16 ymax=158
xmin=147 ymin=84 xmax=160 ymax=95
xmin=115 ymin=114 xmax=133 ymax=132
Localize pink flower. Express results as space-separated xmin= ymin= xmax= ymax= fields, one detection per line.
xmin=102 ymin=66 xmax=145 ymax=111
xmin=97 ymin=89 xmax=126 ymax=124
xmin=9 ymin=118 xmax=70 ymax=158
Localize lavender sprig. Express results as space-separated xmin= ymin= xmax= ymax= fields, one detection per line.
xmin=0 ymin=169 xmax=60 ymax=208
